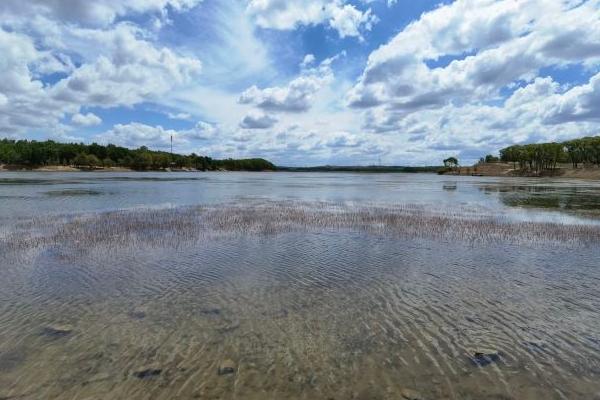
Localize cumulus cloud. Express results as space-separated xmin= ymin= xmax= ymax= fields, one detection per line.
xmin=342 ymin=0 xmax=600 ymax=164
xmin=96 ymin=122 xmax=179 ymax=149
xmin=185 ymin=121 xmax=219 ymax=140
xmin=239 ymin=55 xmax=336 ymax=113
xmin=539 ymin=73 xmax=600 ymax=124
xmin=95 ymin=120 xmax=219 ymax=150
xmin=239 ymin=76 xmax=325 ymax=113
xmin=0 ymin=22 xmax=201 ymax=134
xmin=0 ymin=0 xmax=203 ymax=27
xmin=0 ymin=28 xmax=69 ymax=134
xmin=329 ymin=4 xmax=377 ymax=39
xmin=348 ymin=0 xmax=600 ymax=114
xmin=167 ymin=112 xmax=192 ymax=120
xmin=240 ymin=111 xmax=279 ymax=129
xmin=300 ymin=54 xmax=316 ymax=69
xmin=246 ymin=0 xmax=377 ymax=39
xmin=71 ymin=112 xmax=102 ymax=126
xmin=50 ymin=25 xmax=201 ymax=108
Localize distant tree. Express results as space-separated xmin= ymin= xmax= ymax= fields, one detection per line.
xmin=0 ymin=137 xmax=277 ymax=171
xmin=73 ymin=153 xmax=88 ymax=167
xmin=443 ymin=157 xmax=459 ymax=168
xmin=86 ymin=154 xmax=100 ymax=167
xmin=73 ymin=153 xmax=99 ymax=168
xmin=485 ymin=154 xmax=499 ymax=163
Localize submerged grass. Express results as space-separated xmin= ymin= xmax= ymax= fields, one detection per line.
xmin=2 ymin=201 xmax=600 ymax=251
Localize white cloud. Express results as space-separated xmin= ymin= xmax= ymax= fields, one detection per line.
xmin=0 ymin=22 xmax=201 ymax=134
xmin=71 ymin=112 xmax=102 ymax=126
xmin=239 ymin=76 xmax=325 ymax=113
xmin=51 ymin=24 xmax=201 ymax=108
xmin=329 ymin=4 xmax=377 ymax=40
xmin=239 ymin=56 xmax=336 ymax=113
xmin=300 ymin=54 xmax=316 ymax=69
xmin=349 ymin=0 xmax=600 ymax=112
xmin=95 ymin=120 xmax=219 ymax=150
xmin=0 ymin=28 xmax=70 ymax=134
xmin=0 ymin=0 xmax=203 ymax=27
xmin=538 ymin=73 xmax=600 ymax=124
xmin=246 ymin=0 xmax=377 ymax=39
xmin=240 ymin=111 xmax=278 ymax=129
xmin=167 ymin=112 xmax=192 ymax=120
xmin=340 ymin=0 xmax=600 ymax=164
xmin=96 ymin=122 xmax=178 ymax=149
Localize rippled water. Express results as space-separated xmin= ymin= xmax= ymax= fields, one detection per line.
xmin=1 ymin=172 xmax=600 ymax=399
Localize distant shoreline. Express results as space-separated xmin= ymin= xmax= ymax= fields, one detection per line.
xmin=277 ymin=165 xmax=443 ymax=173
xmin=439 ymin=162 xmax=600 ymax=180
xmin=0 ymin=164 xmax=274 ymax=173
xmin=0 ymin=164 xmax=442 ymax=173
xmin=4 ymin=163 xmax=600 ymax=179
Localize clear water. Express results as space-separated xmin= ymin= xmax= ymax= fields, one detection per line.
xmin=1 ymin=172 xmax=600 ymax=400
xmin=2 ymin=171 xmax=600 ymax=222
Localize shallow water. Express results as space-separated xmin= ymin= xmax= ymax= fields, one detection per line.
xmin=1 ymin=172 xmax=600 ymax=399
xmin=2 ymin=171 xmax=600 ymax=222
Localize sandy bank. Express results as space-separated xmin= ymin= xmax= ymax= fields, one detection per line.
xmin=442 ymin=162 xmax=600 ymax=180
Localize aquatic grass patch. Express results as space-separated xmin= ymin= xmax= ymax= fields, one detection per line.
xmin=2 ymin=201 xmax=600 ymax=252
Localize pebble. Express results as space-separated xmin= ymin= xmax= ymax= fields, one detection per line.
xmin=133 ymin=366 xmax=162 ymax=379
xmin=401 ymin=388 xmax=425 ymax=400
xmin=128 ymin=307 xmax=147 ymax=320
xmin=41 ymin=324 xmax=73 ymax=337
xmin=473 ymin=348 xmax=499 ymax=358
xmin=469 ymin=348 xmax=500 ymax=366
xmin=218 ymin=359 xmax=236 ymax=375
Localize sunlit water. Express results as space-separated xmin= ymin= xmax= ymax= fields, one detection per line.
xmin=1 ymin=172 xmax=600 ymax=399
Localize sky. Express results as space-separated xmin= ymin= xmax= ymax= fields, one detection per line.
xmin=1 ymin=0 xmax=600 ymax=166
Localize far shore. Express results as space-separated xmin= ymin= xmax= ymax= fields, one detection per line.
xmin=0 ymin=164 xmax=265 ymax=173
xmin=3 ymin=162 xmax=600 ymax=180
xmin=440 ymin=162 xmax=600 ymax=180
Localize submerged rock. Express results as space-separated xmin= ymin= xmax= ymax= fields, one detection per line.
xmin=133 ymin=366 xmax=162 ymax=379
xmin=200 ymin=308 xmax=221 ymax=316
xmin=216 ymin=320 xmax=240 ymax=334
xmin=128 ymin=307 xmax=148 ymax=320
xmin=41 ymin=324 xmax=73 ymax=338
xmin=218 ymin=359 xmax=236 ymax=375
xmin=469 ymin=348 xmax=500 ymax=366
xmin=401 ymin=388 xmax=425 ymax=400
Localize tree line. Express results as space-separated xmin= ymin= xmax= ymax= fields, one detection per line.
xmin=499 ymin=136 xmax=600 ymax=173
xmin=0 ymin=139 xmax=275 ymax=171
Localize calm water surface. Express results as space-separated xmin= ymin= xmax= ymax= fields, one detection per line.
xmin=2 ymin=171 xmax=600 ymax=221
xmin=1 ymin=172 xmax=600 ymax=399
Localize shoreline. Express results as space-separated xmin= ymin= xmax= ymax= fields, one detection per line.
xmin=0 ymin=165 xmax=272 ymax=173
xmin=2 ymin=163 xmax=600 ymax=180
xmin=439 ymin=162 xmax=600 ymax=180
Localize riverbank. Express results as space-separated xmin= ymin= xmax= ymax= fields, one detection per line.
xmin=278 ymin=165 xmax=442 ymax=173
xmin=2 ymin=165 xmax=135 ymax=172
xmin=0 ymin=164 xmax=266 ymax=173
xmin=441 ymin=162 xmax=600 ymax=180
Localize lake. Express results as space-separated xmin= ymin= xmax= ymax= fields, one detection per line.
xmin=1 ymin=172 xmax=600 ymax=400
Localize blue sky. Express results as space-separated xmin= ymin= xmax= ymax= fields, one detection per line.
xmin=1 ymin=0 xmax=600 ymax=165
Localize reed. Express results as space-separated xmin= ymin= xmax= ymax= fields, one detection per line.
xmin=2 ymin=201 xmax=599 ymax=252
